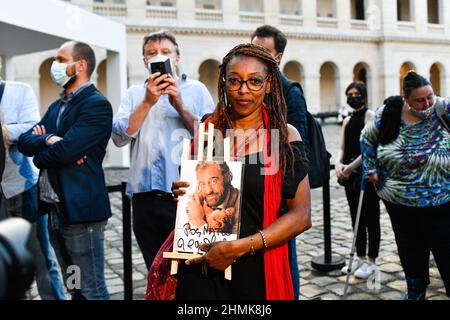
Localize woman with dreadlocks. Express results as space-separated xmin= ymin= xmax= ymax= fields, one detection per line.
xmin=169 ymin=43 xmax=311 ymax=300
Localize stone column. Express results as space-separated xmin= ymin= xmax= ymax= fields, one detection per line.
xmin=304 ymin=73 xmax=321 ymax=114
xmin=177 ymin=0 xmax=195 ymax=22
xmin=264 ymin=0 xmax=279 ymax=26
xmin=337 ymin=0 xmax=351 ymax=30
xmin=222 ymin=0 xmax=240 ymax=26
xmin=379 ymin=43 xmax=401 ymax=98
xmin=379 ymin=0 xmax=398 ymax=35
xmin=369 ymin=70 xmax=382 ymax=109
xmin=0 ymin=56 xmax=4 ymax=80
xmin=127 ymin=0 xmax=147 ymax=20
xmin=340 ymin=72 xmax=354 ymax=107
xmin=443 ymin=0 xmax=450 ymax=36
xmin=302 ymin=0 xmax=317 ymax=30
xmin=106 ymin=48 xmax=130 ymax=167
xmin=3 ymin=56 xmax=15 ymax=81
xmin=366 ymin=0 xmax=382 ymax=32
xmin=414 ymin=0 xmax=427 ymax=35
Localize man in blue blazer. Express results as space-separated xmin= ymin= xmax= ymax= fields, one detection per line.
xmin=18 ymin=41 xmax=112 ymax=300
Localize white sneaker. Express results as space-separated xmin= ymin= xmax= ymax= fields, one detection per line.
xmin=341 ymin=257 xmax=364 ymax=275
xmin=354 ymin=260 xmax=378 ymax=279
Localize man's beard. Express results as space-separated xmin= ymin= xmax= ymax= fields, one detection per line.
xmin=205 ymin=187 xmax=229 ymax=208
xmin=63 ymin=75 xmax=77 ymax=90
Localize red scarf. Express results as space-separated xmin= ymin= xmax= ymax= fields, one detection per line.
xmin=261 ymin=107 xmax=293 ymax=300
xmin=192 ymin=110 xmax=293 ymax=300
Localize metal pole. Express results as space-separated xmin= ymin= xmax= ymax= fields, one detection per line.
xmin=323 ymin=177 xmax=332 ymax=263
xmin=311 ymin=168 xmax=345 ymax=271
xmin=121 ymin=182 xmax=133 ymax=300
xmin=343 ymin=187 xmax=365 ymax=299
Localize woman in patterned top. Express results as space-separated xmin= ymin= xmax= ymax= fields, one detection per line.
xmin=361 ymin=71 xmax=450 ymax=300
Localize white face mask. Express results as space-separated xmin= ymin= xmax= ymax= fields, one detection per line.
xmin=50 ymin=61 xmax=76 ymax=87
xmin=148 ymin=53 xmax=169 ymax=64
xmin=409 ymin=105 xmax=435 ymax=120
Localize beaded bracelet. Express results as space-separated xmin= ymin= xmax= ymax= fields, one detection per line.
xmin=249 ymin=237 xmax=255 ymax=256
xmin=258 ymin=230 xmax=268 ymax=251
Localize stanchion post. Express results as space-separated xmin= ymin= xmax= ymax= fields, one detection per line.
xmin=311 ymin=167 xmax=345 ymax=272
xmin=121 ymin=181 xmax=133 ymax=300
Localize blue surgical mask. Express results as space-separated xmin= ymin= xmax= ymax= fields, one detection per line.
xmin=50 ymin=61 xmax=77 ymax=87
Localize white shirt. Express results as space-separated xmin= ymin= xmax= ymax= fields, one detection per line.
xmin=112 ymin=77 xmax=215 ymax=196
xmin=0 ymin=80 xmax=40 ymax=199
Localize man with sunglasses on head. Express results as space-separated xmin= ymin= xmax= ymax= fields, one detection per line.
xmin=18 ymin=41 xmax=112 ymax=300
xmin=112 ymin=31 xmax=215 ymax=271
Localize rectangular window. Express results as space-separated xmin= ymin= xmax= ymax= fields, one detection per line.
xmin=147 ymin=0 xmax=176 ymax=6
xmin=428 ymin=0 xmax=440 ymax=24
xmin=351 ymin=0 xmax=365 ymax=20
xmin=240 ymin=0 xmax=264 ymax=12
xmin=280 ymin=0 xmax=302 ymax=16
xmin=195 ymin=0 xmax=222 ymax=10
xmin=397 ymin=0 xmax=412 ymax=21
xmin=317 ymin=0 xmax=335 ymax=18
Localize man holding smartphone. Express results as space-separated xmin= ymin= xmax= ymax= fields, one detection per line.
xmin=112 ymin=31 xmax=215 ymax=270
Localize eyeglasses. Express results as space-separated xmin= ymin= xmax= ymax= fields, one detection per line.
xmin=223 ymin=74 xmax=270 ymax=92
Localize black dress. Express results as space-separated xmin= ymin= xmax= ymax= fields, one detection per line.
xmin=175 ymin=141 xmax=309 ymax=300
xmin=343 ymin=108 xmax=366 ymax=172
xmin=343 ymin=109 xmax=381 ymax=258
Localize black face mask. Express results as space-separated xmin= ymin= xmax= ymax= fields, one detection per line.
xmin=347 ymin=95 xmax=365 ymax=109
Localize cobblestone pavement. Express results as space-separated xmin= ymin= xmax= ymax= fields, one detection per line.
xmin=27 ymin=122 xmax=448 ymax=300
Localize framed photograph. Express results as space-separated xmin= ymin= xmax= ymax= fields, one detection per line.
xmin=174 ymin=159 xmax=243 ymax=254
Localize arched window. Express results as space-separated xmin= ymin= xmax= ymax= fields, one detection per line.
xmin=399 ymin=62 xmax=415 ymax=95
xmin=353 ymin=63 xmax=367 ymax=84
xmin=199 ymin=59 xmax=220 ymax=105
xmin=39 ymin=58 xmax=60 ymax=115
xmin=353 ymin=62 xmax=372 ymax=106
xmin=283 ymin=61 xmax=305 ymax=89
xmin=319 ymin=62 xmax=339 ymax=112
xmin=430 ymin=63 xmax=445 ymax=96
xmin=97 ymin=60 xmax=107 ymax=96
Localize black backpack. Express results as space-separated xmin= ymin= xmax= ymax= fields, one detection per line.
xmin=281 ymin=79 xmax=331 ymax=188
xmin=435 ymin=97 xmax=450 ymax=132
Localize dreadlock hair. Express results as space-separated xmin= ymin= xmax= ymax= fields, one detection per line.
xmin=211 ymin=43 xmax=293 ymax=176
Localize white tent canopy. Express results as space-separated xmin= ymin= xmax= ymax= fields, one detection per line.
xmin=0 ymin=0 xmax=129 ymax=166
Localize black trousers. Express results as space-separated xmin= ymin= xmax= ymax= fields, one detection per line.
xmin=132 ymin=191 xmax=177 ymax=270
xmin=345 ymin=182 xmax=381 ymax=258
xmin=384 ymin=201 xmax=450 ymax=296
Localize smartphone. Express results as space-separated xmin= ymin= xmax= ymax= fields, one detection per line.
xmin=150 ymin=58 xmax=172 ymax=76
